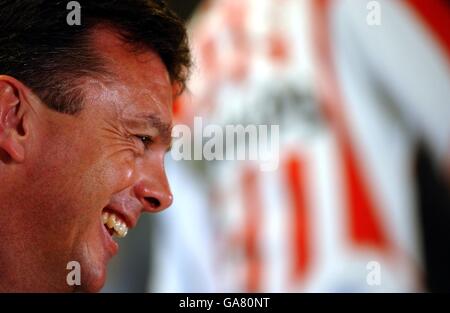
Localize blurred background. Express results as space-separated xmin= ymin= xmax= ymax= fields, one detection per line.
xmin=102 ymin=0 xmax=450 ymax=292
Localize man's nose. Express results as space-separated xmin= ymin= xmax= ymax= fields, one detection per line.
xmin=133 ymin=166 xmax=173 ymax=213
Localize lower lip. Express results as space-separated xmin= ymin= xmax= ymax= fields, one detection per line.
xmin=101 ymin=221 xmax=119 ymax=257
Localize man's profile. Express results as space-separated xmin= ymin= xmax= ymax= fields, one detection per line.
xmin=0 ymin=0 xmax=190 ymax=292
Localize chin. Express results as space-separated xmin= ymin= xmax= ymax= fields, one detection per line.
xmin=75 ymin=239 xmax=110 ymax=292
xmin=79 ymin=261 xmax=108 ymax=293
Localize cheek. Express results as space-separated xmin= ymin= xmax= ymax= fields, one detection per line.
xmin=76 ymin=136 xmax=137 ymax=196
xmin=83 ymin=127 xmax=139 ymax=189
xmin=66 ymin=155 xmax=135 ymax=223
xmin=27 ymin=143 xmax=107 ymax=222
xmin=29 ymin=128 xmax=137 ymax=225
xmin=97 ymin=151 xmax=136 ymax=194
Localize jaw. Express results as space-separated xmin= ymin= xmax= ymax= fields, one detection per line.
xmin=61 ymin=211 xmax=119 ymax=293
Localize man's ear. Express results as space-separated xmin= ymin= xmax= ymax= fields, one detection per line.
xmin=0 ymin=76 xmax=31 ymax=163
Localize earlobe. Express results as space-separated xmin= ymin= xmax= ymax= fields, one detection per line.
xmin=0 ymin=135 xmax=25 ymax=162
xmin=0 ymin=77 xmax=28 ymax=163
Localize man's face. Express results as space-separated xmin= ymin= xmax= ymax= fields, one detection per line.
xmin=11 ymin=29 xmax=174 ymax=292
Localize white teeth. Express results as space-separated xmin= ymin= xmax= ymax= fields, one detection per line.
xmin=102 ymin=212 xmax=109 ymax=224
xmin=102 ymin=212 xmax=128 ymax=238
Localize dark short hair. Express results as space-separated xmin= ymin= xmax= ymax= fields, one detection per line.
xmin=0 ymin=0 xmax=191 ymax=114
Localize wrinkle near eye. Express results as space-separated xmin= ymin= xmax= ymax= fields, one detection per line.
xmin=100 ymin=118 xmax=125 ymax=139
xmin=100 ymin=120 xmax=143 ymax=157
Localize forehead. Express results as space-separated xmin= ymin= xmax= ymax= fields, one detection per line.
xmin=87 ymin=26 xmax=173 ymax=119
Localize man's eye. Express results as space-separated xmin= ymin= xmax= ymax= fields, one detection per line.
xmin=136 ymin=135 xmax=154 ymax=149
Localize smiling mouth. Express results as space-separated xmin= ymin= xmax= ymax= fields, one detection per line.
xmin=102 ymin=210 xmax=128 ymax=238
